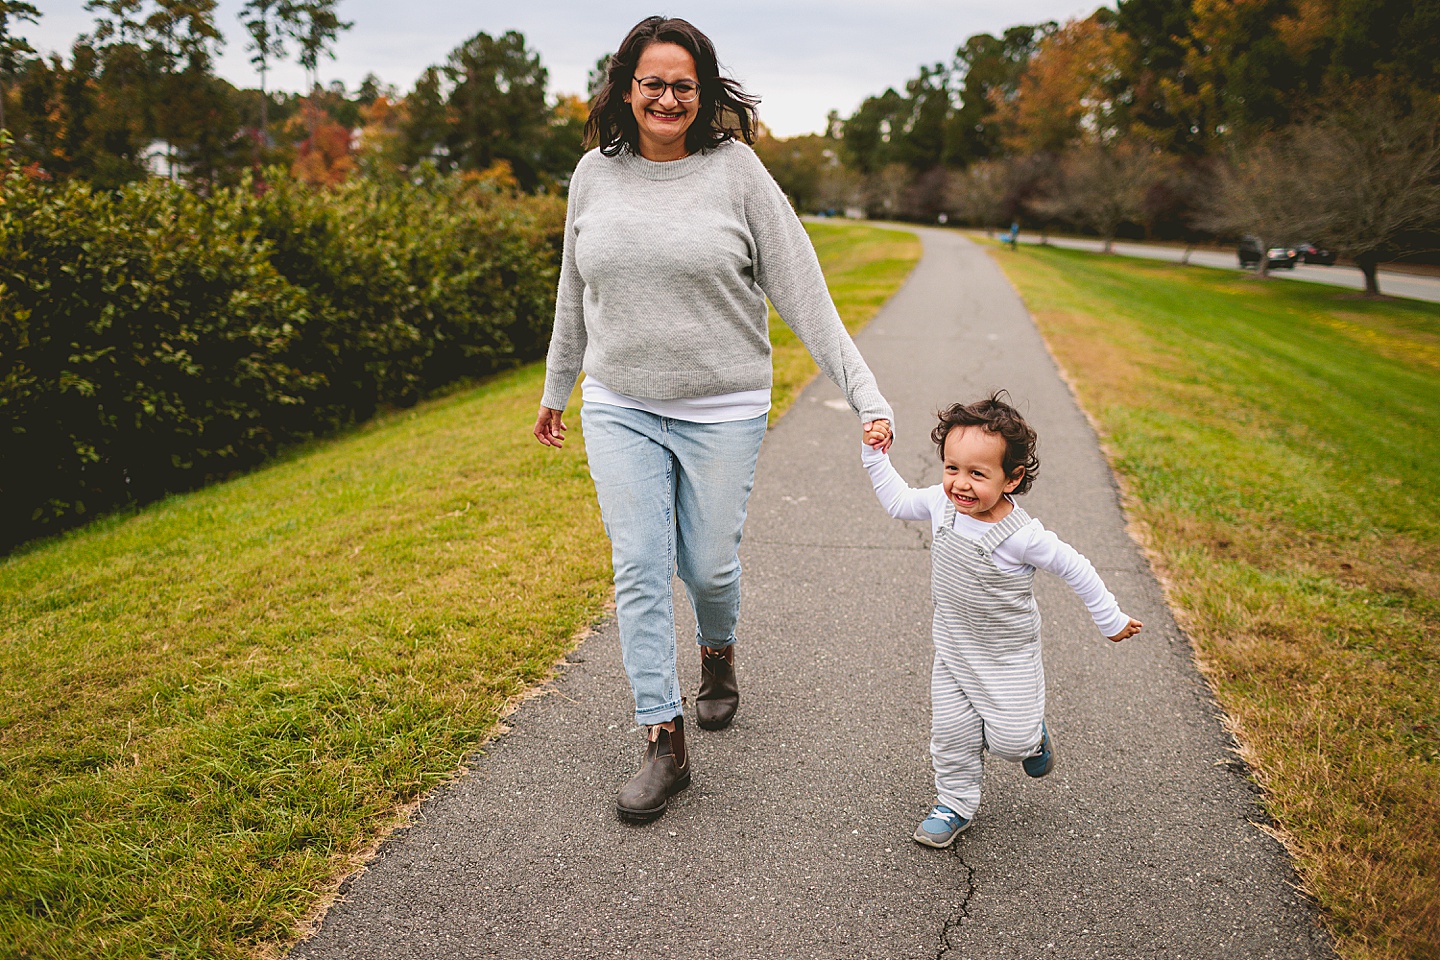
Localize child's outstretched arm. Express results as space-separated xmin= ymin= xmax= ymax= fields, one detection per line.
xmin=1008 ymin=525 xmax=1141 ymax=641
xmin=861 ymin=444 xmax=940 ymax=522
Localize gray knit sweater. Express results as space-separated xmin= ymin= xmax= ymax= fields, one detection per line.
xmin=539 ymin=140 xmax=893 ymax=425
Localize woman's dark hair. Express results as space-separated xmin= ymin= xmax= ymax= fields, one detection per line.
xmin=585 ymin=16 xmax=760 ymax=157
xmin=930 ymin=390 xmax=1041 ymax=496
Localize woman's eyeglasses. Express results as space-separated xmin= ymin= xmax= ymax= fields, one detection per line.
xmin=633 ymin=76 xmax=699 ymax=103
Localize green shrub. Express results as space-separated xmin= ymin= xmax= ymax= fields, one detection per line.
xmin=0 ymin=162 xmax=564 ymax=551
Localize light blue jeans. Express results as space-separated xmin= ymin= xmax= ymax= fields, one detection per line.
xmin=581 ymin=402 xmax=768 ymax=726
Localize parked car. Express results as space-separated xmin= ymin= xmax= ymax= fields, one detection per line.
xmin=1294 ymin=241 xmax=1337 ymax=265
xmin=1238 ymin=236 xmax=1298 ymax=269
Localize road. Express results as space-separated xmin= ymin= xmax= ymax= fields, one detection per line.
xmin=290 ymin=227 xmax=1334 ymax=960
xmin=1009 ymin=233 xmax=1440 ymax=303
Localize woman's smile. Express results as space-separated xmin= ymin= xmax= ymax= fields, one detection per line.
xmin=628 ymin=42 xmax=700 ymax=161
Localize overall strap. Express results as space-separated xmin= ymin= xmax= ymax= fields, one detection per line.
xmin=940 ymin=498 xmax=956 ymax=534
xmin=976 ymin=503 xmax=1032 ymax=558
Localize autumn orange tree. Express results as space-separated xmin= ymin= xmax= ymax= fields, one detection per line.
xmin=289 ymin=98 xmax=353 ymax=186
xmin=993 ymin=12 xmax=1126 ymax=156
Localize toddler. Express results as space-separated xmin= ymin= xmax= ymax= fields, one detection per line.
xmin=862 ymin=391 xmax=1142 ymax=847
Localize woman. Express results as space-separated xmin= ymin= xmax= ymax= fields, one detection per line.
xmin=533 ymin=15 xmax=892 ymax=823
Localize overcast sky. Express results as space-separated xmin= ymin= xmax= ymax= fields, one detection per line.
xmin=30 ymin=1 xmax=1102 ymax=137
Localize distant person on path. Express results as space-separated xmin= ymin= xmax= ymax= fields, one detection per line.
xmin=534 ymin=15 xmax=894 ymax=824
xmin=861 ymin=392 xmax=1141 ymax=847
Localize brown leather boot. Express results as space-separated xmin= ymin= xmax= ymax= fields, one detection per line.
xmin=616 ymin=716 xmax=690 ymax=822
xmin=696 ymin=645 xmax=739 ymax=730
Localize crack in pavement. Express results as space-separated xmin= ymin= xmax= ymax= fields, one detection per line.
xmin=935 ymin=844 xmax=977 ymax=960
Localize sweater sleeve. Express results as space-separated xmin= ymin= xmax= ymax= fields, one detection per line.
xmin=1011 ymin=522 xmax=1132 ymax=637
xmin=540 ymin=158 xmax=588 ymax=411
xmin=742 ymin=149 xmax=893 ymax=426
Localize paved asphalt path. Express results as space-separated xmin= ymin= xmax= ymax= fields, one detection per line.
xmin=292 ymin=228 xmax=1334 ymax=959
xmin=1010 ymin=231 xmax=1440 ymax=303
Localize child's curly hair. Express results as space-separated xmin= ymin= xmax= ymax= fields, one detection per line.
xmin=930 ymin=390 xmax=1040 ymax=496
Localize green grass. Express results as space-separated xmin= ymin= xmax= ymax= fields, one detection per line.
xmin=0 ymin=221 xmax=919 ymax=960
xmin=989 ymin=243 xmax=1440 ymax=960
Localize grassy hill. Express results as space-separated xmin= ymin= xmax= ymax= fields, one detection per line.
xmin=992 ymin=243 xmax=1440 ymax=960
xmin=0 ymin=222 xmax=921 ymax=959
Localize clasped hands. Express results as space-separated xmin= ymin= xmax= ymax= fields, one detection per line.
xmin=538 ymin=406 xmax=894 ymax=454
xmin=862 ymin=418 xmax=892 ymax=453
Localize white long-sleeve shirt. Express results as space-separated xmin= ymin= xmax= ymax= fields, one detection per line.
xmin=863 ymin=446 xmax=1131 ymax=638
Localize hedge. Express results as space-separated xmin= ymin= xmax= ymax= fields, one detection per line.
xmin=0 ymin=160 xmax=565 ymax=551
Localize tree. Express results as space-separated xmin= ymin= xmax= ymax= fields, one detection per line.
xmin=395 ymin=64 xmax=449 ymax=170
xmin=285 ymin=0 xmax=350 ymax=93
xmin=1197 ymin=133 xmax=1327 ymax=279
xmin=587 ymin=52 xmax=610 ymax=100
xmin=901 ymin=165 xmax=951 ymax=221
xmin=146 ymin=0 xmax=226 ymax=180
xmin=865 ymin=162 xmax=913 ymax=219
xmin=841 ymin=63 xmax=957 ymax=175
xmin=352 ymin=90 xmax=402 ymax=176
xmin=815 ymin=161 xmax=865 ymax=217
xmin=943 ymin=160 xmax=1010 ymax=229
xmin=840 ymin=86 xmax=906 ymax=174
xmin=1199 ymin=85 xmax=1440 ymax=292
xmin=0 ymin=1 xmax=39 ymax=131
xmin=1319 ymin=0 xmax=1440 ymax=95
xmin=289 ymin=96 xmax=352 ymax=184
xmin=536 ymin=92 xmax=587 ymax=187
xmin=355 ymin=72 xmax=392 ymax=106
xmin=995 ymin=13 xmax=1127 ymax=155
xmin=1032 ymin=139 xmax=1170 ymax=250
xmin=947 ymin=25 xmax=1050 ymax=166
xmin=1288 ymin=90 xmax=1440 ymax=295
xmin=1113 ymin=0 xmax=1206 ymax=154
xmin=1187 ymin=0 xmax=1300 ymax=137
xmin=1001 ymin=152 xmax=1058 ymax=235
xmin=77 ymin=8 xmax=155 ymax=184
xmin=142 ymin=0 xmax=221 ymax=72
xmin=754 ymin=130 xmax=838 ymax=212
xmin=238 ymin=0 xmax=286 ymax=135
xmin=443 ymin=30 xmax=548 ymax=188
xmin=893 ymin=63 xmax=953 ymax=171
xmin=83 ymin=0 xmax=228 ymax=181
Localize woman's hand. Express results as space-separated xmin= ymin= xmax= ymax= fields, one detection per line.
xmin=534 ymin=406 xmax=568 ymax=447
xmin=1108 ymin=618 xmax=1143 ymax=642
xmin=862 ymin=418 xmax=892 ymax=454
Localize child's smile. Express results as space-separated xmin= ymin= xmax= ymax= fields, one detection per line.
xmin=941 ymin=426 xmax=1023 ymax=523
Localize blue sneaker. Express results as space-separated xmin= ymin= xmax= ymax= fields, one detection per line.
xmin=1022 ymin=722 xmax=1055 ymax=778
xmin=912 ymin=804 xmax=971 ymax=848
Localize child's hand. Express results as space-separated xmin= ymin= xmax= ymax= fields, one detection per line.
xmin=862 ymin=418 xmax=892 ymax=453
xmin=1108 ymin=618 xmax=1143 ymax=642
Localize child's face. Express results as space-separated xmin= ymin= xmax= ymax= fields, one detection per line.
xmin=942 ymin=426 xmax=1023 ymax=523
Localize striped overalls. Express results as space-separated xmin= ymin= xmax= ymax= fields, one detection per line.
xmin=929 ymin=500 xmax=1047 ymax=818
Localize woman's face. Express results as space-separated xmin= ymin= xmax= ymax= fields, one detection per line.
xmin=626 ymin=41 xmax=700 ymax=161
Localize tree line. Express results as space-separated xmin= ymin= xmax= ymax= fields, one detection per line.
xmin=3 ymin=1 xmax=1438 ymax=293
xmin=0 ymin=0 xmax=588 ymax=192
xmin=752 ymin=0 xmax=1440 ymax=294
